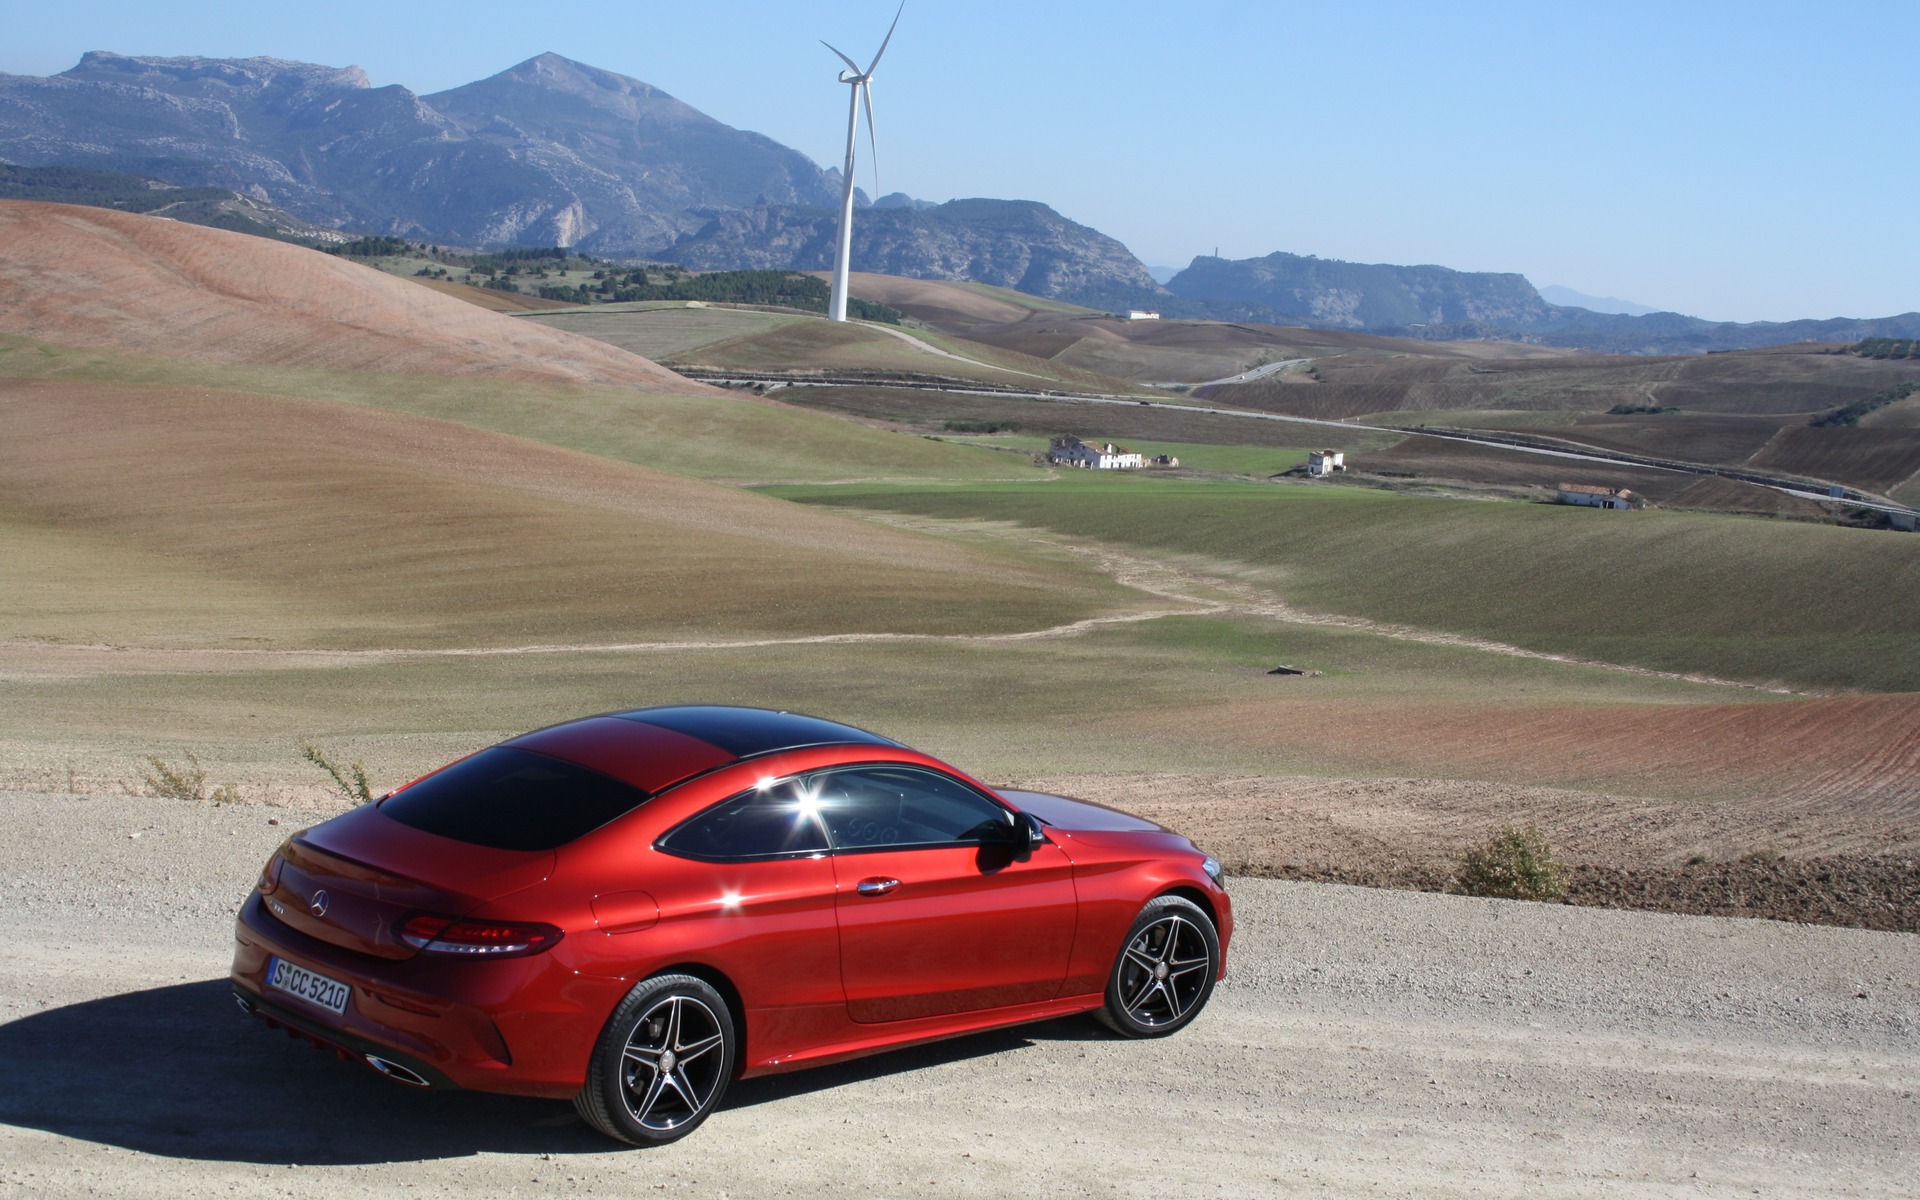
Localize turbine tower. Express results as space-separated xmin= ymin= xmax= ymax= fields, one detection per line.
xmin=823 ymin=3 xmax=903 ymax=323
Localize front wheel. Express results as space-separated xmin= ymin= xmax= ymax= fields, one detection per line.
xmin=574 ymin=973 xmax=735 ymax=1146
xmin=1095 ymin=895 xmax=1220 ymax=1037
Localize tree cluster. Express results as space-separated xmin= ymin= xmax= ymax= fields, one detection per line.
xmin=1809 ymin=380 xmax=1920 ymax=428
xmin=1853 ymin=338 xmax=1918 ymax=360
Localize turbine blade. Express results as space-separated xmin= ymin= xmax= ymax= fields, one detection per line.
xmin=861 ymin=81 xmax=880 ymax=197
xmin=821 ymin=40 xmax=861 ymax=75
xmin=865 ymin=1 xmax=905 ymax=74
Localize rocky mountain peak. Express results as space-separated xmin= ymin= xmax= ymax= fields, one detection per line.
xmin=62 ymin=51 xmax=370 ymax=94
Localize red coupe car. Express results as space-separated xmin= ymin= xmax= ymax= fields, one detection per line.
xmin=231 ymin=706 xmax=1231 ymax=1145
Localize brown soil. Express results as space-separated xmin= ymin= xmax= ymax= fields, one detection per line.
xmin=1249 ymin=855 xmax=1920 ymax=933
xmin=1750 ymin=425 xmax=1920 ymax=494
xmin=1669 ymin=475 xmax=1832 ymax=517
xmin=1356 ymin=435 xmax=1691 ymax=500
xmin=1485 ymin=412 xmax=1792 ymax=465
xmin=0 ymin=201 xmax=711 ymax=394
xmin=1211 ymin=345 xmax=1919 ymax=420
xmin=1027 ymin=765 xmax=1920 ymax=932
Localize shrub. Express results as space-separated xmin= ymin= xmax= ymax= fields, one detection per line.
xmin=300 ymin=742 xmax=375 ymax=805
xmin=138 ymin=752 xmax=240 ymax=805
xmin=1454 ymin=824 xmax=1565 ymax=900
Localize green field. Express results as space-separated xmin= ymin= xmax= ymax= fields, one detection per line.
xmin=768 ymin=475 xmax=1920 ymax=692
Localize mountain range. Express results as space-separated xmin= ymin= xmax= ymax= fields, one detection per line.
xmin=3 ymin=51 xmax=1914 ymax=353
xmin=1160 ymin=253 xmax=1920 ymax=354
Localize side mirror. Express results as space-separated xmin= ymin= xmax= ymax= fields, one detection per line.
xmin=975 ymin=812 xmax=1046 ymax=862
xmin=1015 ymin=811 xmax=1046 ymax=860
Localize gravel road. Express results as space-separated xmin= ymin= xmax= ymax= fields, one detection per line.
xmin=3 ymin=790 xmax=1915 ymax=1198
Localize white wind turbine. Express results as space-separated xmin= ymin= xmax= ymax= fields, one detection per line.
xmin=822 ymin=2 xmax=903 ymax=323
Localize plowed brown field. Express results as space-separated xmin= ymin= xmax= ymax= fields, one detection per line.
xmin=1750 ymin=426 xmax=1920 ymax=494
xmin=1667 ymin=475 xmax=1831 ymax=517
xmin=1021 ymin=691 xmax=1920 ymax=927
xmin=1356 ymin=435 xmax=1688 ymax=499
xmin=0 ymin=202 xmax=708 ymax=393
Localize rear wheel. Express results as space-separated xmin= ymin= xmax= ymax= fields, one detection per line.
xmin=574 ymin=973 xmax=735 ymax=1146
xmin=1095 ymin=896 xmax=1219 ymax=1037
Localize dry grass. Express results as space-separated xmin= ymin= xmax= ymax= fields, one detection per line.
xmin=404 ymin=277 xmax=576 ymax=312
xmin=0 ymin=335 xmax=1034 ymax=486
xmin=519 ymin=306 xmax=807 ymax=361
xmin=0 ymin=379 xmax=1119 ymax=650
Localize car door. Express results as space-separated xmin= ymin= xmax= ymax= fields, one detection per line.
xmin=815 ymin=764 xmax=1079 ymax=1024
xmin=651 ymin=779 xmax=841 ymax=1016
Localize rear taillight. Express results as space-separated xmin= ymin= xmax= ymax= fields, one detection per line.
xmin=258 ymin=850 xmax=286 ymax=896
xmin=398 ymin=914 xmax=563 ymax=958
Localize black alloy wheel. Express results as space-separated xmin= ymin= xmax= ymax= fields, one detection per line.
xmin=1096 ymin=895 xmax=1220 ymax=1037
xmin=575 ymin=973 xmax=736 ymax=1145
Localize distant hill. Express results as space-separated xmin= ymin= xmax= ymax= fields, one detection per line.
xmin=1167 ymin=252 xmax=1556 ymax=330
xmin=1538 ymin=284 xmax=1661 ymax=317
xmin=0 ymin=164 xmax=329 ymax=242
xmin=667 ymin=199 xmax=1164 ymax=310
xmin=1167 ymin=251 xmax=1920 ymax=354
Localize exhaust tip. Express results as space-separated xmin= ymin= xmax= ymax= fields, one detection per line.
xmin=363 ymin=1054 xmax=431 ymax=1088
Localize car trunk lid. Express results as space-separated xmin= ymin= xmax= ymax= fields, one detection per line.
xmin=269 ymin=805 xmax=554 ymax=960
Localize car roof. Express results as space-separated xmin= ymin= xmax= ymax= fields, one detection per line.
xmin=617 ymin=706 xmax=901 ymax=757
xmin=502 ymin=705 xmax=901 ymax=795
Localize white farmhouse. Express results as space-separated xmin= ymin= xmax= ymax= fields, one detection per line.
xmin=1307 ymin=449 xmax=1345 ymax=477
xmin=1124 ymin=310 xmax=1161 ymax=321
xmin=1557 ymin=483 xmax=1637 ymax=509
xmin=1046 ymin=436 xmax=1145 ymax=470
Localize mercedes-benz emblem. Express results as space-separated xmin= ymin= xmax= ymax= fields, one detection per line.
xmin=309 ymin=889 xmax=330 ymax=918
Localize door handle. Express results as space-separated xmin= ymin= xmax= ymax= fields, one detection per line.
xmin=856 ymin=877 xmax=900 ymax=897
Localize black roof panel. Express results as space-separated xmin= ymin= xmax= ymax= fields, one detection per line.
xmin=614 ymin=706 xmax=900 ymax=758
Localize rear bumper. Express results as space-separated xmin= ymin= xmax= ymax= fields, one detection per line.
xmin=230 ymin=984 xmax=457 ymax=1089
xmin=231 ymin=892 xmax=623 ymax=1099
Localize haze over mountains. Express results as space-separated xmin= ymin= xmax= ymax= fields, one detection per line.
xmin=3 ymin=50 xmax=1914 ymax=353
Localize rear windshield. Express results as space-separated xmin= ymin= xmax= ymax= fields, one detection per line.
xmin=379 ymin=747 xmax=650 ymax=851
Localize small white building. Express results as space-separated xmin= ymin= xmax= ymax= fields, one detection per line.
xmin=1307 ymin=449 xmax=1345 ymax=477
xmin=1046 ymin=436 xmax=1145 ymax=470
xmin=1557 ymin=483 xmax=1637 ymax=509
xmin=1124 ymin=309 xmax=1161 ymax=321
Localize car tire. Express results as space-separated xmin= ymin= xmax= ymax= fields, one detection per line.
xmin=1094 ymin=895 xmax=1220 ymax=1038
xmin=574 ymin=973 xmax=736 ymax=1146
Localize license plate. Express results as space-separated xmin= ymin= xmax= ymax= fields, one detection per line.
xmin=266 ymin=956 xmax=351 ymax=1015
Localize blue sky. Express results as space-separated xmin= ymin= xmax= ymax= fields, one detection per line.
xmin=4 ymin=0 xmax=1914 ymax=323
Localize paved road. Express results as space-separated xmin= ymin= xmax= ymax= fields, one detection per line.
xmin=3 ymin=791 xmax=1915 ymax=1197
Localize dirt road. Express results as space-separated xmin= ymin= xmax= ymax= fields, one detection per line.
xmin=2 ymin=790 xmax=1915 ymax=1197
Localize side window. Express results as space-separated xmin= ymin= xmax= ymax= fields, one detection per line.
xmin=658 ymin=781 xmax=829 ymax=861
xmin=812 ymin=766 xmax=1012 ymax=851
